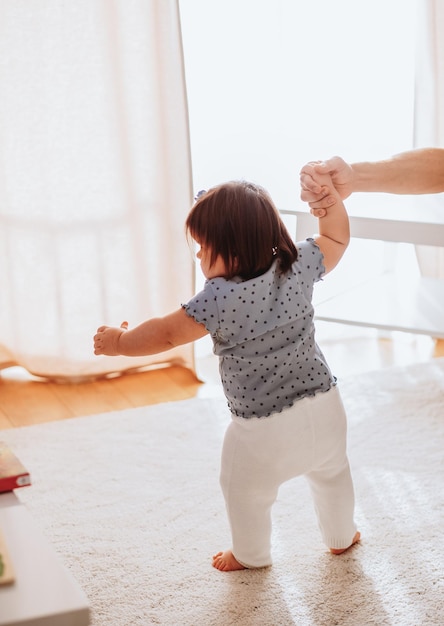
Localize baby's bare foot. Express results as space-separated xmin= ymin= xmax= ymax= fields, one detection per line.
xmin=330 ymin=531 xmax=361 ymax=555
xmin=212 ymin=550 xmax=246 ymax=571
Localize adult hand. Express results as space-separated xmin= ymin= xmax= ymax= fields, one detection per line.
xmin=300 ymin=156 xmax=355 ymax=216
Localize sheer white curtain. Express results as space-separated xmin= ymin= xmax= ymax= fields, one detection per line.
xmin=0 ymin=0 xmax=194 ymax=381
xmin=414 ymin=0 xmax=444 ymax=278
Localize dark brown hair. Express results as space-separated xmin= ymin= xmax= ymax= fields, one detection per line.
xmin=185 ymin=181 xmax=298 ymax=280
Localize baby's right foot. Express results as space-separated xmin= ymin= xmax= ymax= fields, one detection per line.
xmin=330 ymin=531 xmax=361 ymax=555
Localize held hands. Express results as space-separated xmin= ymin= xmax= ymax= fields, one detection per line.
xmin=299 ymin=156 xmax=354 ymax=216
xmin=94 ymin=321 xmax=128 ymax=356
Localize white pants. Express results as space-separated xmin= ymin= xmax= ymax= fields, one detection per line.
xmin=220 ymin=386 xmax=357 ymax=568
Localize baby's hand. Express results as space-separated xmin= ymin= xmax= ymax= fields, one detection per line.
xmin=94 ymin=321 xmax=128 ymax=356
xmin=305 ymin=169 xmax=337 ymax=218
xmin=300 ymin=163 xmax=332 ymax=217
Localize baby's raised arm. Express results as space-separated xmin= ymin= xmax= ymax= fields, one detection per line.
xmin=309 ymin=170 xmax=350 ymax=275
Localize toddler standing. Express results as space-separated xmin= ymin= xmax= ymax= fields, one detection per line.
xmin=94 ymin=173 xmax=360 ymax=571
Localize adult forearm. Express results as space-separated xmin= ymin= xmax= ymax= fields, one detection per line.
xmin=352 ymin=148 xmax=444 ymax=194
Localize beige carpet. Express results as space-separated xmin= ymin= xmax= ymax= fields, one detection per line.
xmin=2 ymin=359 xmax=444 ymax=625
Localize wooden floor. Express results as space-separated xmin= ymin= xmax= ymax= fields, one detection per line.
xmin=0 ymin=365 xmax=203 ymax=430
xmin=1 ymin=327 xmax=443 ymax=430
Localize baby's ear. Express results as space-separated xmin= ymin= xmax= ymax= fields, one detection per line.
xmin=230 ymin=255 xmax=240 ymax=273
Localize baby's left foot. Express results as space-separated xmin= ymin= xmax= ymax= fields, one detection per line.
xmin=330 ymin=531 xmax=361 ymax=555
xmin=212 ymin=550 xmax=246 ymax=571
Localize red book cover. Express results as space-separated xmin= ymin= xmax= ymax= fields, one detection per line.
xmin=0 ymin=442 xmax=31 ymax=493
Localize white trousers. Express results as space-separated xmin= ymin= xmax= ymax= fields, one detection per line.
xmin=220 ymin=386 xmax=357 ymax=568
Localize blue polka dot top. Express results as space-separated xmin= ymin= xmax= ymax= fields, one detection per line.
xmin=183 ymin=239 xmax=336 ymax=418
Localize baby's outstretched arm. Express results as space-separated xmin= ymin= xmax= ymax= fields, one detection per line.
xmin=94 ymin=321 xmax=129 ymax=356
xmin=94 ymin=308 xmax=208 ymax=357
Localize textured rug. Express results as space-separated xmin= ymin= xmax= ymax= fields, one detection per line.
xmin=2 ymin=359 xmax=444 ymax=626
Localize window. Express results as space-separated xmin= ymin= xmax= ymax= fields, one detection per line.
xmin=180 ymin=0 xmax=416 ymax=207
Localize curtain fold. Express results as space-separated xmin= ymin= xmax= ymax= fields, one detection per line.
xmin=0 ymin=0 xmax=195 ymax=381
xmin=413 ymin=0 xmax=444 ymax=278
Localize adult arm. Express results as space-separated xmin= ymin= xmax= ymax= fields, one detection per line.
xmin=300 ymin=148 xmax=444 ymax=212
xmin=94 ymin=308 xmax=209 ymax=357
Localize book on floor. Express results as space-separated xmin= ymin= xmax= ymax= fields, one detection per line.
xmin=0 ymin=441 xmax=31 ymax=493
xmin=0 ymin=528 xmax=15 ymax=585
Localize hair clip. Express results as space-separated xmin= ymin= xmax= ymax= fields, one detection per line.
xmin=194 ymin=189 xmax=207 ymax=201
xmin=272 ymin=246 xmax=278 ymax=256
